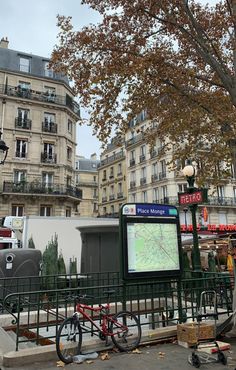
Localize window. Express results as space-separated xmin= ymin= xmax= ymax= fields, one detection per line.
xmin=44 ymin=86 xmax=56 ymax=102
xmin=75 ymin=161 xmax=79 ymax=170
xmin=153 ymin=188 xmax=159 ymax=202
xmin=40 ymin=205 xmax=52 ymax=216
xmin=217 ymin=186 xmax=225 ymax=201
xmin=110 ymin=185 xmax=114 ymax=195
xmin=93 ymin=203 xmax=98 ymax=212
xmin=43 ymin=143 xmax=55 ymax=161
xmin=234 ymin=187 xmax=236 ymax=201
xmin=14 ymin=170 xmax=26 ymax=183
xmin=142 ymin=191 xmax=147 ymax=202
xmin=93 ymin=189 xmax=97 ymax=198
xmin=130 ymin=150 xmax=135 ymax=160
xmin=141 ymin=167 xmax=146 ymax=178
xmin=67 ymin=147 xmax=72 ymax=160
xmin=103 ymin=207 xmax=107 ymax=215
xmin=44 ymin=113 xmax=55 ymax=124
xmin=111 ymin=205 xmax=115 ymax=214
xmin=110 ymin=167 xmax=114 ymax=178
xmin=131 ymin=171 xmax=136 ymax=182
xmin=117 ymin=163 xmax=122 ymax=175
xmin=178 ymin=184 xmax=188 ymax=193
xmin=19 ymin=57 xmax=30 ymax=73
xmin=130 ymin=193 xmax=136 ymax=202
xmin=44 ymin=61 xmax=54 ymax=78
xmin=16 ymin=139 xmax=27 ymax=158
xmin=18 ymin=81 xmax=31 ymax=90
xmin=93 ymin=176 xmax=96 ymax=182
xmin=140 ymin=145 xmax=146 ymax=157
xmin=161 ymin=186 xmax=168 ymax=201
xmin=67 ymin=176 xmax=72 ymax=187
xmin=103 ymin=170 xmax=106 ymax=180
xmin=68 ymin=119 xmax=72 ymax=133
xmin=118 ymin=182 xmax=122 ymax=193
xmin=152 ymin=162 xmax=158 ymax=175
xmin=17 ymin=81 xmax=31 ymax=98
xmin=12 ymin=204 xmax=24 ymax=216
xmin=42 ymin=172 xmax=53 ymax=187
xmin=17 ymin=108 xmax=29 ymax=123
xmin=66 ymin=207 xmax=71 ymax=217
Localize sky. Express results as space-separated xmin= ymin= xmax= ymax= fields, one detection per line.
xmin=0 ymin=0 xmax=102 ymax=159
xmin=0 ymin=0 xmax=218 ymax=159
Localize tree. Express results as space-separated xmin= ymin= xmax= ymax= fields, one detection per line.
xmin=52 ymin=0 xmax=236 ymax=184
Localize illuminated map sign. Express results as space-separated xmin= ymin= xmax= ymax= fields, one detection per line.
xmin=120 ymin=203 xmax=182 ymax=280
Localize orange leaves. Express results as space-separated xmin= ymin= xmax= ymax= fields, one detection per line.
xmin=51 ymin=0 xmax=236 ymax=184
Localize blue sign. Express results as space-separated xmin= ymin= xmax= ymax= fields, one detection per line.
xmin=122 ymin=203 xmax=178 ymax=217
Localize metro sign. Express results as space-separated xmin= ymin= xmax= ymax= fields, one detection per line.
xmin=178 ymin=189 xmax=207 ymax=205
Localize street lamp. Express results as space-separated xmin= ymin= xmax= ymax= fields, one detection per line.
xmin=182 ymin=163 xmax=202 ymax=271
xmin=0 ymin=131 xmax=8 ymax=165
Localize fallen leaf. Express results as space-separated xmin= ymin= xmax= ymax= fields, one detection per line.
xmin=100 ymin=352 xmax=110 ymax=360
xmin=56 ymin=360 xmax=65 ymax=367
xmin=86 ymin=360 xmax=94 ymax=364
xmin=132 ymin=348 xmax=142 ymax=354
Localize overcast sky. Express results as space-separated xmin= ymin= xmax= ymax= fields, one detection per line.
xmin=0 ymin=0 xmax=219 ymax=159
xmin=0 ymin=0 xmax=102 ymax=159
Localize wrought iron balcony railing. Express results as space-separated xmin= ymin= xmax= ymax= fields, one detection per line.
xmin=3 ymin=181 xmax=82 ymax=199
xmin=42 ymin=121 xmax=58 ymax=133
xmin=15 ymin=117 xmax=32 ymax=130
xmin=41 ymin=153 xmax=57 ymax=164
xmin=0 ymin=83 xmax=80 ymax=118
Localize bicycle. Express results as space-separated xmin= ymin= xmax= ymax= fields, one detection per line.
xmin=56 ymin=290 xmax=142 ymax=364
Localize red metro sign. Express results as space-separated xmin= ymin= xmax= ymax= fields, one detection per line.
xmin=178 ymin=190 xmax=204 ymax=205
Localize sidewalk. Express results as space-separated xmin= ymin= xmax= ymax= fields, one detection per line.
xmin=2 ymin=338 xmax=236 ymax=370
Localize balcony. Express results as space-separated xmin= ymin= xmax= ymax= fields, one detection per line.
xmin=150 ymin=149 xmax=157 ymax=158
xmin=125 ymin=133 xmax=143 ymax=148
xmin=109 ymin=194 xmax=115 ymax=201
xmin=102 ymin=196 xmax=108 ymax=203
xmin=129 ymin=159 xmax=136 ymax=167
xmin=0 ymin=83 xmax=80 ymax=118
xmin=140 ymin=177 xmax=147 ymax=186
xmin=42 ymin=121 xmax=58 ymax=133
xmin=139 ymin=155 xmax=146 ymax=163
xmin=15 ymin=117 xmax=32 ymax=130
xmin=130 ymin=181 xmax=136 ymax=189
xmin=98 ymin=151 xmax=125 ymax=167
xmin=151 ymin=174 xmax=158 ymax=183
xmin=159 ymin=172 xmax=167 ymax=180
xmin=3 ymin=181 xmax=82 ymax=199
xmin=117 ymin=192 xmax=124 ymax=199
xmin=15 ymin=151 xmax=27 ymax=159
xmin=41 ymin=153 xmax=57 ymax=164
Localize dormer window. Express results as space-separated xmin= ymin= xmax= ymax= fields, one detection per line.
xmin=19 ymin=57 xmax=30 ymax=73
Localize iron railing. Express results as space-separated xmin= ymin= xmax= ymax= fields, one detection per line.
xmin=2 ymin=181 xmax=82 ymax=199
xmin=1 ymin=271 xmax=233 ymax=351
xmin=0 ymin=83 xmax=80 ymax=118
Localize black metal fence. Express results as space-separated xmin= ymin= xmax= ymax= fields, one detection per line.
xmin=0 ymin=271 xmax=234 ymax=351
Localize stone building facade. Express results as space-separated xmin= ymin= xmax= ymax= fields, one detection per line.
xmin=0 ymin=37 xmax=81 ymax=218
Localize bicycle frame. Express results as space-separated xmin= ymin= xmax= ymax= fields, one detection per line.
xmin=75 ymin=301 xmax=126 ymax=337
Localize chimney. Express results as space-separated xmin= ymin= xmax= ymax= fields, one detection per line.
xmin=90 ymin=153 xmax=97 ymax=160
xmin=0 ymin=37 xmax=9 ymax=49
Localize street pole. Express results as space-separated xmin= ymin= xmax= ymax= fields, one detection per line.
xmin=189 ymin=203 xmax=201 ymax=271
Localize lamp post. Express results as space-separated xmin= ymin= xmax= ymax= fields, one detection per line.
xmin=0 ymin=131 xmax=8 ymax=165
xmin=182 ymin=164 xmax=202 ymax=271
xmin=183 ymin=207 xmax=188 ymax=231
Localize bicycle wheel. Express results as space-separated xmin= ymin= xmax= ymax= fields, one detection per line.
xmin=56 ymin=316 xmax=82 ymax=364
xmin=111 ymin=310 xmax=141 ymax=351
